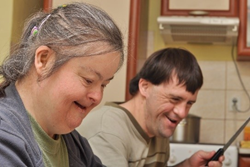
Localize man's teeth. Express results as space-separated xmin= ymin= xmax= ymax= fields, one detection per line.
xmin=167 ymin=117 xmax=177 ymax=123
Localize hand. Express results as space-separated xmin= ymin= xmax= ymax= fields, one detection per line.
xmin=204 ymin=151 xmax=224 ymax=167
xmin=176 ymin=150 xmax=224 ymax=167
xmin=188 ymin=150 xmax=224 ymax=167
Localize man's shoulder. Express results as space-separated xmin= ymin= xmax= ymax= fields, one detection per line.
xmin=79 ymin=102 xmax=132 ymax=139
xmin=86 ymin=102 xmax=128 ymax=122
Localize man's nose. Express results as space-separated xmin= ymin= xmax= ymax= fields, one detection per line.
xmin=173 ymin=103 xmax=189 ymax=119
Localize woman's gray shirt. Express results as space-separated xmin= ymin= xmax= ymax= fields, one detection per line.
xmin=0 ymin=83 xmax=103 ymax=167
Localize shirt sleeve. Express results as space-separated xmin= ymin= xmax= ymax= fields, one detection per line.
xmin=88 ymin=131 xmax=129 ymax=167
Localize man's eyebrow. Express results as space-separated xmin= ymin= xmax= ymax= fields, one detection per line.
xmin=189 ymin=100 xmax=196 ymax=103
xmin=169 ymin=94 xmax=182 ymax=99
xmin=169 ymin=94 xmax=196 ymax=103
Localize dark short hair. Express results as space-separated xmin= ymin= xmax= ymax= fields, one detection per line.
xmin=129 ymin=48 xmax=203 ymax=96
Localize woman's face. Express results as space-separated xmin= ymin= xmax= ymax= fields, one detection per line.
xmin=37 ymin=51 xmax=121 ymax=137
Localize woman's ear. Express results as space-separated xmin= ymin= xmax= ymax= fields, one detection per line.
xmin=138 ymin=78 xmax=150 ymax=97
xmin=34 ymin=46 xmax=54 ymax=76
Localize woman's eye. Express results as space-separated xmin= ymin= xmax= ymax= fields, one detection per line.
xmin=85 ymin=79 xmax=93 ymax=84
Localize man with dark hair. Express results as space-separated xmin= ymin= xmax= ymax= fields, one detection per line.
xmin=81 ymin=48 xmax=224 ymax=167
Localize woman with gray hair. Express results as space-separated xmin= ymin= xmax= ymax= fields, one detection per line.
xmin=0 ymin=2 xmax=124 ymax=167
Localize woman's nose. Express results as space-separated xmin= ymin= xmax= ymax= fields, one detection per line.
xmin=88 ymin=87 xmax=103 ymax=104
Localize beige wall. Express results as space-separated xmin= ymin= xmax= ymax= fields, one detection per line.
xmin=11 ymin=0 xmax=43 ymax=46
xmin=0 ymin=0 xmax=43 ymax=64
xmin=0 ymin=1 xmax=13 ymax=63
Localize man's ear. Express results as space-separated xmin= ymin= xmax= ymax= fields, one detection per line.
xmin=138 ymin=78 xmax=150 ymax=97
xmin=34 ymin=46 xmax=54 ymax=76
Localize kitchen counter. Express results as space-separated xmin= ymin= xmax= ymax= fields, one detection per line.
xmin=238 ymin=141 xmax=250 ymax=154
xmin=239 ymin=148 xmax=250 ymax=154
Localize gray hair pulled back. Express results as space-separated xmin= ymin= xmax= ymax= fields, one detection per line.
xmin=0 ymin=2 xmax=124 ymax=96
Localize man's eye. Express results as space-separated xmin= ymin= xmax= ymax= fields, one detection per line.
xmin=101 ymin=84 xmax=107 ymax=88
xmin=171 ymin=98 xmax=179 ymax=102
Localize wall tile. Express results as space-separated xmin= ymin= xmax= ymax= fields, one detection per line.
xmin=226 ymin=90 xmax=250 ymax=119
xmin=226 ymin=61 xmax=250 ymax=90
xmin=225 ymin=120 xmax=250 ymax=146
xmin=226 ymin=62 xmax=242 ymax=90
xmin=189 ymin=90 xmax=225 ymax=119
xmin=146 ymin=31 xmax=154 ymax=58
xmin=199 ymin=61 xmax=226 ymax=90
xmin=200 ymin=119 xmax=224 ymax=144
xmin=194 ymin=60 xmax=250 ymax=145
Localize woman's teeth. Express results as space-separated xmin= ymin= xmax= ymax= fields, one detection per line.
xmin=74 ymin=101 xmax=86 ymax=109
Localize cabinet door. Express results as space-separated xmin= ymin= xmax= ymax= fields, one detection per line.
xmin=237 ymin=0 xmax=250 ymax=60
xmin=43 ymin=0 xmax=52 ymax=12
xmin=239 ymin=155 xmax=250 ymax=167
xmin=161 ymin=0 xmax=238 ymax=17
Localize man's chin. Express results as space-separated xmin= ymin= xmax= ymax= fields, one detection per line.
xmin=159 ymin=131 xmax=173 ymax=138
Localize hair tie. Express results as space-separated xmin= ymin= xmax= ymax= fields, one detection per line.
xmin=59 ymin=4 xmax=67 ymax=8
xmin=31 ymin=26 xmax=38 ymax=36
xmin=31 ymin=14 xmax=51 ymax=36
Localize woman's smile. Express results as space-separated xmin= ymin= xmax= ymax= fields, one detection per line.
xmin=74 ymin=101 xmax=86 ymax=111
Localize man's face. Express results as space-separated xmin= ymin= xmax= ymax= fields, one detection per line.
xmin=140 ymin=76 xmax=199 ymax=138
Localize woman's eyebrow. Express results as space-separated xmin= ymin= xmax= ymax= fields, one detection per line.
xmin=81 ymin=66 xmax=114 ymax=81
xmin=106 ymin=76 xmax=114 ymax=81
xmin=92 ymin=70 xmax=114 ymax=81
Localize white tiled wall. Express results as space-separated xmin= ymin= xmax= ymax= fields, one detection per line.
xmin=189 ymin=61 xmax=250 ymax=145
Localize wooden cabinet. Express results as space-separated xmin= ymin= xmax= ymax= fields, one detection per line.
xmin=161 ymin=0 xmax=238 ymax=17
xmin=125 ymin=0 xmax=149 ymax=100
xmin=237 ymin=0 xmax=250 ymax=60
xmin=43 ymin=0 xmax=52 ymax=12
xmin=238 ymin=154 xmax=250 ymax=167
